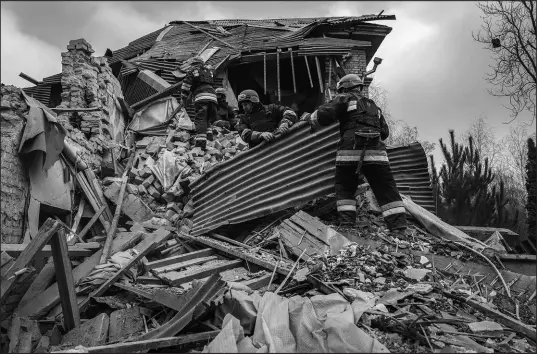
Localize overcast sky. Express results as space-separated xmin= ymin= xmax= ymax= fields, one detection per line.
xmin=2 ymin=1 xmax=535 ymax=161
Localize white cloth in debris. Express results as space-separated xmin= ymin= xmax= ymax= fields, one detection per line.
xmin=148 ymin=150 xmax=184 ymax=192
xmin=206 ymin=290 xmax=390 ymax=353
xmin=76 ymin=249 xmax=140 ymax=293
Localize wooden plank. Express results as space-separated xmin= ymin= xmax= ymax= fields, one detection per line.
xmin=53 ymin=331 xmax=220 ymax=353
xmin=84 ymin=169 xmax=114 ymax=222
xmin=77 ymin=205 xmax=106 ymax=241
xmin=146 ymin=248 xmax=213 ymax=270
xmin=1 ymin=219 xmax=60 ymax=304
xmin=16 ymin=231 xmax=144 ymax=318
xmin=165 ymin=259 xmax=243 ymax=287
xmin=314 ymin=56 xmax=324 ymax=93
xmin=113 ymin=283 xmax=152 ymax=300
xmin=68 ymin=199 xmax=86 ymax=245
xmin=16 ymin=261 xmax=56 ymax=311
xmin=137 ymin=276 xmax=165 ymax=285
xmin=78 ymin=229 xmax=171 ymax=313
xmin=76 ymin=173 xmax=110 ymax=233
xmin=444 ymin=290 xmax=536 ymax=341
xmin=180 ymin=234 xmax=293 ymax=277
xmin=100 ymin=175 xmax=129 ymax=264
xmin=50 ymin=229 xmax=80 ymax=331
xmin=499 ymin=254 xmax=536 ymax=261
xmin=149 ymin=289 xmax=187 ymax=312
xmin=242 ymin=274 xmax=273 ymax=290
xmin=209 ymin=233 xmax=252 ymax=249
xmin=0 ymin=251 xmax=13 ymax=268
xmin=2 ymin=243 xmax=101 ymax=257
xmin=181 ymin=20 xmax=237 ymax=49
xmin=152 ymin=256 xmax=219 ymax=274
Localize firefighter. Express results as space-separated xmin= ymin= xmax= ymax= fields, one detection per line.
xmin=180 ymin=56 xmax=217 ymax=149
xmin=236 ymin=89 xmax=297 ymax=148
xmin=303 ymin=74 xmax=407 ymax=234
xmin=214 ymin=87 xmax=238 ymax=130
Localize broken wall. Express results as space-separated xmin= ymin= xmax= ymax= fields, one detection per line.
xmin=324 ymin=49 xmax=369 ymax=100
xmin=56 ymin=39 xmax=126 ymax=169
xmin=0 ymin=85 xmax=30 ymax=243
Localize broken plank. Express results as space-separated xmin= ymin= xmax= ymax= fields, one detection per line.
xmin=152 ymin=255 xmax=219 ymax=274
xmin=137 ymin=276 xmax=164 ymax=285
xmin=77 ymin=205 xmax=106 ymax=241
xmin=165 ymin=259 xmax=243 ymax=287
xmin=78 ymin=229 xmax=171 ymax=313
xmin=16 ymin=231 xmax=144 ymax=319
xmin=2 ymin=243 xmax=101 ymax=257
xmin=149 ymin=289 xmax=186 ymax=312
xmin=1 ymin=219 xmax=60 ymax=304
xmin=1 ymin=251 xmax=13 ymax=268
xmin=180 ymin=234 xmax=293 ymax=277
xmin=76 ymin=172 xmax=110 ymax=232
xmin=50 ymin=228 xmax=80 ymax=331
xmin=54 ymin=331 xmax=220 ymax=353
xmin=17 ymin=261 xmax=56 ymax=311
xmin=146 ymin=249 xmax=213 ymax=270
xmin=444 ymin=291 xmax=536 ymax=341
xmin=68 ymin=199 xmax=86 ymax=245
xmin=113 ymin=283 xmax=152 ymax=300
xmin=241 ymin=274 xmax=273 ymax=290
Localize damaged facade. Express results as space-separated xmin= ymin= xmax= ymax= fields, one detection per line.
xmin=1 ymin=15 xmax=535 ymax=354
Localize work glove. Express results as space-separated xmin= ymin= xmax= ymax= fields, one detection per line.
xmin=213 ymin=120 xmax=231 ymax=129
xmin=300 ymin=112 xmax=311 ymax=122
xmin=277 ymin=124 xmax=291 ymax=136
xmin=260 ymin=132 xmax=275 ymax=142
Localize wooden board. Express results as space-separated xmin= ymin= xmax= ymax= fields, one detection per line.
xmin=162 ymin=259 xmax=243 ymax=286
xmin=50 ymin=228 xmax=80 ymax=331
xmin=146 ymin=249 xmax=213 ymax=270
xmin=78 ymin=229 xmax=171 ymax=313
xmin=152 ymin=256 xmax=219 ymax=274
xmin=1 ymin=219 xmax=60 ymax=304
xmin=180 ymin=234 xmax=293 ymax=277
xmin=16 ymin=231 xmax=144 ymax=318
xmin=17 ymin=261 xmax=56 ymax=311
xmin=242 ymin=274 xmax=273 ymax=290
xmin=53 ymin=331 xmax=220 ymax=353
xmin=2 ymin=242 xmax=101 ymax=257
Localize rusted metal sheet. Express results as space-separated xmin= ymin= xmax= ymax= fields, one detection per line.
xmin=190 ymin=121 xmax=434 ymax=236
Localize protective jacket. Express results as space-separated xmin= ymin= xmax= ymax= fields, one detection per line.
xmin=215 ymin=101 xmax=238 ymax=130
xmin=181 ymin=64 xmax=217 ymax=104
xmin=237 ymin=103 xmax=297 ymax=147
xmin=308 ymin=89 xmax=406 ymax=231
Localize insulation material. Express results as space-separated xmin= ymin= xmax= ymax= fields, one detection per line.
xmin=128 ymin=96 xmax=179 ymax=132
xmin=205 ymin=290 xmax=389 ymax=353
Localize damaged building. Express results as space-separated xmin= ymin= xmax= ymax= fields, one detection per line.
xmin=1 ymin=15 xmax=536 ymax=354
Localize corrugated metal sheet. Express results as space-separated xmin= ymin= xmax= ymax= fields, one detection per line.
xmin=190 ymin=122 xmax=434 ymax=236
xmin=22 ymin=85 xmax=51 ymax=107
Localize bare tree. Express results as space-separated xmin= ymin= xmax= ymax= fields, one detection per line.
xmin=473 ymin=1 xmax=537 ymax=122
xmin=464 ymin=115 xmax=502 ymax=167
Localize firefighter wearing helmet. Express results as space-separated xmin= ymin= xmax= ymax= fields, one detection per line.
xmin=303 ymin=73 xmax=408 ymax=235
xmin=180 ymin=56 xmax=217 ymax=149
xmin=213 ymin=87 xmax=239 ymax=130
xmin=236 ymin=89 xmax=298 ymax=148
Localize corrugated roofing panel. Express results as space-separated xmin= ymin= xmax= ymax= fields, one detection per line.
xmin=190 ymin=122 xmax=434 ymax=236
xmin=22 ymin=85 xmax=52 ymax=107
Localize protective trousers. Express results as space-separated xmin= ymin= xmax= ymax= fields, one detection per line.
xmin=335 ymin=160 xmax=407 ymax=231
xmin=194 ymin=101 xmax=217 ymax=149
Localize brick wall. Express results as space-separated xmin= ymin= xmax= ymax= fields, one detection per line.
xmin=1 ymin=86 xmax=30 ymax=244
xmin=324 ymin=49 xmax=370 ymax=99
xmin=56 ymin=39 xmax=126 ymax=169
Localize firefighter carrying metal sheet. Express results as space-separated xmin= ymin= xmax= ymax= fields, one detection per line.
xmin=303 ymin=74 xmax=408 ymax=234
xmin=236 ymin=89 xmax=297 ymax=148
xmin=213 ymin=87 xmax=239 ymax=130
xmin=180 ymin=56 xmax=217 ymax=149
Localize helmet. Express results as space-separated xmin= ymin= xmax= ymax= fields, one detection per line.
xmin=190 ymin=56 xmax=204 ymax=65
xmin=215 ymin=88 xmax=226 ymax=95
xmin=238 ymin=89 xmax=259 ymax=104
xmin=336 ymin=74 xmax=363 ymax=92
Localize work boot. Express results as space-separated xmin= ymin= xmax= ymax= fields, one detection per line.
xmin=194 ymin=135 xmax=207 ymax=150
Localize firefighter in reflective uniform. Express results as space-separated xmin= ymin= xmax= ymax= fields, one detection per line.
xmin=236 ymin=89 xmax=297 ymax=148
xmin=304 ymin=74 xmax=407 ymax=233
xmin=213 ymin=87 xmax=238 ymax=130
xmin=180 ymin=56 xmax=217 ymax=149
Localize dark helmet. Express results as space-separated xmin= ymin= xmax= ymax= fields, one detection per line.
xmin=238 ymin=89 xmax=260 ymax=104
xmin=336 ymin=74 xmax=364 ymax=92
